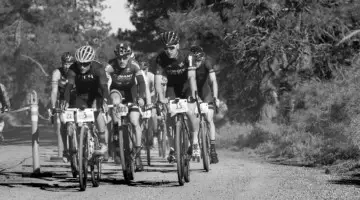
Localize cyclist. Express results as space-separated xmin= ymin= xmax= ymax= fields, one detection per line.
xmin=137 ymin=54 xmax=157 ymax=146
xmin=154 ymin=31 xmax=200 ymax=163
xmin=106 ymin=43 xmax=151 ymax=171
xmin=188 ymin=46 xmax=220 ymax=164
xmin=63 ymin=45 xmax=110 ymax=156
xmin=0 ymin=83 xmax=10 ymax=143
xmin=50 ymin=52 xmax=76 ymax=162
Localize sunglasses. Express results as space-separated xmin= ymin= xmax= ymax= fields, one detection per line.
xmin=164 ymin=46 xmax=176 ymax=50
xmin=78 ymin=62 xmax=91 ymax=67
xmin=118 ymin=54 xmax=130 ymax=61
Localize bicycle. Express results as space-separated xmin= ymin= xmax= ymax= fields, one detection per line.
xmin=156 ymin=102 xmax=168 ymax=159
xmin=194 ymin=94 xmax=211 ymax=171
xmin=168 ymin=98 xmax=191 ymax=186
xmin=111 ymin=100 xmax=147 ymax=183
xmin=194 ymin=93 xmax=219 ymax=172
xmin=61 ymin=106 xmax=111 ymax=191
xmin=140 ymin=107 xmax=153 ymax=166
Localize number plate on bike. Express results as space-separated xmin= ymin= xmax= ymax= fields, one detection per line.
xmin=116 ymin=104 xmax=128 ymax=116
xmin=142 ymin=110 xmax=152 ymax=119
xmin=169 ymin=99 xmax=188 ymax=113
xmin=76 ymin=109 xmax=95 ymax=123
xmin=195 ymin=103 xmax=209 ymax=114
xmin=62 ymin=110 xmax=75 ymax=123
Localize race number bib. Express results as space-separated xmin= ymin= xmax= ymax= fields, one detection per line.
xmin=62 ymin=110 xmax=75 ymax=123
xmin=117 ymin=104 xmax=129 ymax=116
xmin=76 ymin=109 xmax=95 ymax=123
xmin=142 ymin=109 xmax=152 ymax=119
xmin=169 ymin=99 xmax=188 ymax=113
xmin=195 ymin=103 xmax=209 ymax=114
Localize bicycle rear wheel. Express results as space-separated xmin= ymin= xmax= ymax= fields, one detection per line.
xmin=200 ymin=121 xmax=210 ymax=172
xmin=78 ymin=126 xmax=88 ymax=191
xmin=91 ymin=133 xmax=101 ymax=187
xmin=160 ymin=120 xmax=167 ymax=159
xmin=175 ymin=117 xmax=184 ymax=186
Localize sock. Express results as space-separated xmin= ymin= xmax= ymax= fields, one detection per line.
xmin=210 ymin=140 xmax=216 ymax=150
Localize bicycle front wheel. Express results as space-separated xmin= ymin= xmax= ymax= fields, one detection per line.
xmin=175 ymin=117 xmax=185 ymax=186
xmin=200 ymin=120 xmax=210 ymax=172
xmin=78 ymin=126 xmax=88 ymax=191
xmin=68 ymin=123 xmax=78 ymax=178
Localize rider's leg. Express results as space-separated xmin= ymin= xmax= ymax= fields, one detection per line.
xmin=205 ymin=107 xmax=219 ymax=163
xmin=186 ymin=102 xmax=200 ymax=157
xmin=129 ymin=108 xmax=143 ymax=171
xmin=60 ymin=121 xmax=69 ymax=162
xmin=92 ymin=98 xmax=108 ymax=155
xmin=148 ymin=108 xmax=157 ymax=146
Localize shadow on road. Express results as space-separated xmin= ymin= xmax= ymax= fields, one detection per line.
xmin=127 ymin=180 xmax=179 ymax=188
xmin=329 ymin=174 xmax=360 ymax=187
xmin=1 ymin=126 xmax=57 ymax=147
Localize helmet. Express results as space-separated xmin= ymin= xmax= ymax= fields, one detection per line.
xmin=159 ymin=31 xmax=180 ymax=46
xmin=190 ymin=46 xmax=205 ymax=60
xmin=114 ymin=43 xmax=132 ymax=57
xmin=75 ymin=45 xmax=96 ymax=63
xmin=61 ymin=52 xmax=74 ymax=63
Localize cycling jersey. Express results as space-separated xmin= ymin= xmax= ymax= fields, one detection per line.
xmin=106 ymin=58 xmax=146 ymax=102
xmin=187 ymin=56 xmax=216 ymax=103
xmin=155 ymin=50 xmax=191 ymax=98
xmin=65 ymin=61 xmax=109 ymax=108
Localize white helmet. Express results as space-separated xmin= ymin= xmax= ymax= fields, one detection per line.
xmin=75 ymin=45 xmax=96 ymax=63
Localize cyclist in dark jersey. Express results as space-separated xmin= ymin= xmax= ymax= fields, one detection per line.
xmin=64 ymin=45 xmax=110 ymax=156
xmin=154 ymin=31 xmax=200 ymax=162
xmin=50 ymin=52 xmax=76 ymax=162
xmin=105 ymin=43 xmax=151 ymax=171
xmin=187 ymin=46 xmax=220 ymax=164
xmin=0 ymin=83 xmax=10 ymax=143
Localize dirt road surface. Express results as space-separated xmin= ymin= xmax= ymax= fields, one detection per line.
xmin=1 ymin=126 xmax=360 ymax=200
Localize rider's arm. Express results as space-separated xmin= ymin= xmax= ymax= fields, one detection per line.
xmin=141 ymin=71 xmax=152 ymax=105
xmin=50 ymin=69 xmax=61 ymax=109
xmin=208 ymin=71 xmax=218 ymax=99
xmin=154 ymin=65 xmax=166 ymax=102
xmin=97 ymin=67 xmax=110 ymax=101
xmin=206 ymin=58 xmax=219 ymax=99
xmin=148 ymin=72 xmax=155 ymax=97
xmin=64 ymin=69 xmax=75 ymax=104
xmin=132 ymin=61 xmax=148 ymax=103
xmin=104 ymin=64 xmax=113 ymax=90
xmin=187 ymin=55 xmax=197 ymax=99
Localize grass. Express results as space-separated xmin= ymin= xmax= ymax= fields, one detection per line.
xmin=217 ymin=67 xmax=360 ymax=173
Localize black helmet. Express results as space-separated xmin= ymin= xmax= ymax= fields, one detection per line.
xmin=61 ymin=52 xmax=74 ymax=63
xmin=190 ymin=46 xmax=205 ymax=60
xmin=114 ymin=42 xmax=132 ymax=57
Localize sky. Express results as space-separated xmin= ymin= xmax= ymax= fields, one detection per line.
xmin=102 ymin=0 xmax=136 ymax=34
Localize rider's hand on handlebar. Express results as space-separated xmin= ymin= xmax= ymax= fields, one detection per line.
xmin=158 ymin=97 xmax=168 ymax=104
xmin=137 ymin=98 xmax=145 ymax=107
xmin=145 ymin=103 xmax=153 ymax=110
xmin=60 ymin=101 xmax=69 ymax=110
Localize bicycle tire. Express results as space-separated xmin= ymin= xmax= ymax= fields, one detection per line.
xmin=161 ymin=120 xmax=167 ymax=159
xmin=91 ymin=131 xmax=101 ymax=187
xmin=175 ymin=117 xmax=184 ymax=186
xmin=200 ymin=121 xmax=210 ymax=172
xmin=79 ymin=126 xmax=88 ymax=191
xmin=183 ymin=120 xmax=190 ymax=183
xmin=68 ymin=123 xmax=78 ymax=178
